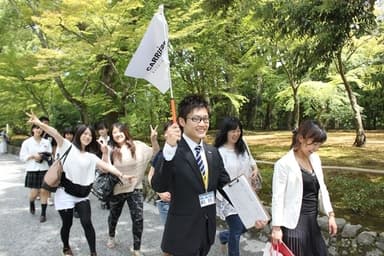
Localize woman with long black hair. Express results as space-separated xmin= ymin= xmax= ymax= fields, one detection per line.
xmin=214 ymin=116 xmax=266 ymax=256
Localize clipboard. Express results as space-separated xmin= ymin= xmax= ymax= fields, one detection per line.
xmin=223 ymin=174 xmax=270 ymax=229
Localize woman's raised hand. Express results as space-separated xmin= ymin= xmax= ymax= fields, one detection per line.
xmin=97 ymin=139 xmax=109 ymax=154
xmin=26 ymin=110 xmax=40 ymax=125
xmin=150 ymin=124 xmax=158 ymax=140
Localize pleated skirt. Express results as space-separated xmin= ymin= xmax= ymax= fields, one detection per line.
xmin=282 ymin=213 xmax=328 ymax=256
xmin=24 ymin=170 xmax=47 ymax=188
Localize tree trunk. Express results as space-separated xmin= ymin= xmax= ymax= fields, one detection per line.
xmin=263 ymin=102 xmax=273 ymax=130
xmin=53 ymin=77 xmax=90 ymax=124
xmin=336 ymin=53 xmax=366 ymax=147
xmin=292 ymin=84 xmax=300 ymax=129
xmin=281 ymin=62 xmax=300 ymax=130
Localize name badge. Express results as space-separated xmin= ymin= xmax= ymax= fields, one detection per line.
xmin=198 ymin=191 xmax=215 ymax=208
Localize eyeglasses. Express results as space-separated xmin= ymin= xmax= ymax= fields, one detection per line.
xmin=187 ymin=116 xmax=210 ymax=124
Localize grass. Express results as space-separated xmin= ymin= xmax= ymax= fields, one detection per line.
xmin=237 ymin=130 xmax=384 ymax=231
xmin=244 ymin=130 xmax=384 ymax=171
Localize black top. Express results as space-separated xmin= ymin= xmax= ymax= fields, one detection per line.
xmin=300 ymin=168 xmax=320 ymax=215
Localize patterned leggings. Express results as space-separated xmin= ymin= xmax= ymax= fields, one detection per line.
xmin=108 ymin=189 xmax=144 ymax=250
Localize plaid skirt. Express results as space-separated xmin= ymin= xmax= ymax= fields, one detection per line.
xmin=25 ymin=170 xmax=47 ymax=188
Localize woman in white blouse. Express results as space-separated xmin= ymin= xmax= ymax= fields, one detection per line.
xmin=271 ymin=120 xmax=337 ymax=256
xmin=214 ymin=116 xmax=266 ymax=256
xmin=19 ymin=124 xmax=52 ymax=223
xmin=26 ymin=111 xmax=133 ymax=256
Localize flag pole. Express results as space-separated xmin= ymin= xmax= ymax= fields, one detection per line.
xmin=170 ymin=86 xmax=177 ymax=123
xmin=158 ymin=5 xmax=177 ymax=123
xmin=168 ymin=54 xmax=176 ymax=123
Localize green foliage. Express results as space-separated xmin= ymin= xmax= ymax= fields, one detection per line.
xmin=0 ymin=0 xmax=383 ymax=138
xmin=255 ymin=163 xmax=273 ymax=202
xmin=50 ymin=103 xmax=81 ymax=131
xmin=328 ymin=174 xmax=384 ymax=217
xmin=248 ymin=162 xmax=384 ymax=220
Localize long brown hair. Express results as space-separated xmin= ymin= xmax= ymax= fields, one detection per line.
xmin=110 ymin=122 xmax=136 ymax=162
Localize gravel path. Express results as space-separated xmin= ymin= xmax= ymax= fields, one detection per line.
xmin=0 ymin=153 xmax=265 ymax=256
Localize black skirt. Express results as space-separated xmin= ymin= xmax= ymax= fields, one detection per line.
xmin=25 ymin=171 xmax=47 ymax=188
xmin=282 ymin=170 xmax=328 ymax=256
xmin=282 ymin=213 xmax=328 ymax=256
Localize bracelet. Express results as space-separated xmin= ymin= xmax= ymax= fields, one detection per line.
xmin=329 ymin=212 xmax=335 ymax=218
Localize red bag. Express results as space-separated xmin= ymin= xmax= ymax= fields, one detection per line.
xmin=272 ymin=241 xmax=295 ymax=256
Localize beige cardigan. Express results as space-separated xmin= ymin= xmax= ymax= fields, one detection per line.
xmin=112 ymin=140 xmax=153 ymax=195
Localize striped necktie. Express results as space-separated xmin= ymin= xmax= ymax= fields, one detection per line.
xmin=194 ymin=145 xmax=206 ymax=176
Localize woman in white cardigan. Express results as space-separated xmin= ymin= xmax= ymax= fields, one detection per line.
xmin=271 ymin=120 xmax=337 ymax=256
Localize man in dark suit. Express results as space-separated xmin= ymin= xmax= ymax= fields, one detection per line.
xmin=151 ymin=94 xmax=231 ymax=256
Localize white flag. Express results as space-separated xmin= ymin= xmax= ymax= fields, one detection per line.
xmin=124 ymin=5 xmax=171 ymax=93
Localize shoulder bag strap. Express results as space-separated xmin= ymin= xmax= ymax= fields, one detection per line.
xmin=60 ymin=145 xmax=72 ymax=165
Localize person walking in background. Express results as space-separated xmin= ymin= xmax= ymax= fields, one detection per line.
xmin=147 ymin=121 xmax=173 ymax=256
xmin=39 ymin=116 xmax=56 ymax=206
xmin=0 ymin=129 xmax=8 ymax=154
xmin=214 ymin=116 xmax=266 ymax=256
xmin=62 ymin=127 xmax=74 ymax=143
xmin=147 ymin=121 xmax=173 ymax=225
xmin=39 ymin=116 xmax=57 ymax=158
xmin=105 ymin=122 xmax=159 ymax=256
xmin=151 ymin=94 xmax=231 ymax=256
xmin=26 ymin=111 xmax=133 ymax=256
xmin=148 ymin=151 xmax=171 ymax=225
xmin=19 ymin=124 xmax=52 ymax=223
xmin=96 ymin=122 xmax=111 ymax=210
xmin=96 ymin=122 xmax=110 ymax=146
xmin=271 ymin=120 xmax=337 ymax=256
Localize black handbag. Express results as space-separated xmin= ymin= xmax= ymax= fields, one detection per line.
xmin=91 ymin=172 xmax=121 ymax=202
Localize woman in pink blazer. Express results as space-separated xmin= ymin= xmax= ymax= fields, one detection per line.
xmin=271 ymin=120 xmax=337 ymax=256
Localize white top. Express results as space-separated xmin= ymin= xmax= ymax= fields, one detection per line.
xmin=271 ymin=149 xmax=333 ymax=229
xmin=19 ymin=136 xmax=52 ymax=171
xmin=58 ymin=139 xmax=99 ymax=186
xmin=216 ymin=147 xmax=256 ymax=220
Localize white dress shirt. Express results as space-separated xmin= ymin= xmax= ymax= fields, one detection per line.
xmin=19 ymin=136 xmax=52 ymax=172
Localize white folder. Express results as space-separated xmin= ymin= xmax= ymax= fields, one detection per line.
xmin=223 ymin=174 xmax=270 ymax=229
